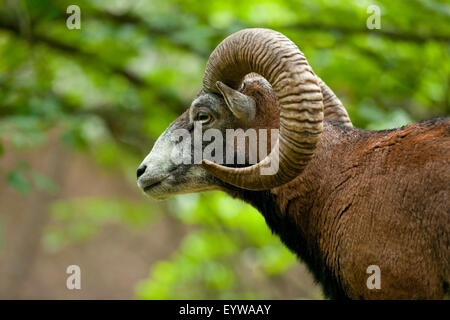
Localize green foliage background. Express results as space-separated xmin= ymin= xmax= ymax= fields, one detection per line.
xmin=0 ymin=0 xmax=449 ymax=299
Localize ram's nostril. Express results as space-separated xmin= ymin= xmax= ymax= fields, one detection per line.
xmin=137 ymin=165 xmax=147 ymax=179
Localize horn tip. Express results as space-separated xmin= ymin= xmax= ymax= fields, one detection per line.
xmin=201 ymin=159 xmax=216 ymax=168
xmin=215 ymin=81 xmax=224 ymax=90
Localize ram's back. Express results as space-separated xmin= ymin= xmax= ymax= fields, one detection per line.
xmin=328 ymin=118 xmax=449 ymax=298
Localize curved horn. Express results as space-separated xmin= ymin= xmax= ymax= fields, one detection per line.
xmin=317 ymin=77 xmax=352 ymax=128
xmin=201 ymin=28 xmax=324 ymax=190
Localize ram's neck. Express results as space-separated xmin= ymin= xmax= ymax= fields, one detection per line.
xmin=223 ymin=120 xmax=356 ymax=299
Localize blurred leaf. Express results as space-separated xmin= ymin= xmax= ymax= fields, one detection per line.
xmin=32 ymin=172 xmax=59 ymax=195
xmin=6 ymin=169 xmax=31 ymax=195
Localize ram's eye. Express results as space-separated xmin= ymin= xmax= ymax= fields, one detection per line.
xmin=195 ymin=112 xmax=212 ymax=124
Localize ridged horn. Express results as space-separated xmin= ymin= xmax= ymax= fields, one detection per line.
xmin=317 ymin=77 xmax=352 ymax=127
xmin=201 ymin=28 xmax=324 ymax=190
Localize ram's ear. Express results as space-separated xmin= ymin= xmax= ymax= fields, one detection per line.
xmin=216 ymin=81 xmax=256 ymax=121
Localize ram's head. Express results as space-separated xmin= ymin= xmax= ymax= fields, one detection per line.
xmin=137 ymin=28 xmax=351 ymax=199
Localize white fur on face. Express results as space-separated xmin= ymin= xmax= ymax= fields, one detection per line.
xmin=137 ymin=118 xmax=219 ymax=200
xmin=137 ymin=125 xmax=178 ymax=189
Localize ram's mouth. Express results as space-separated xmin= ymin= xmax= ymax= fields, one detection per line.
xmin=143 ymin=176 xmax=168 ymax=192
